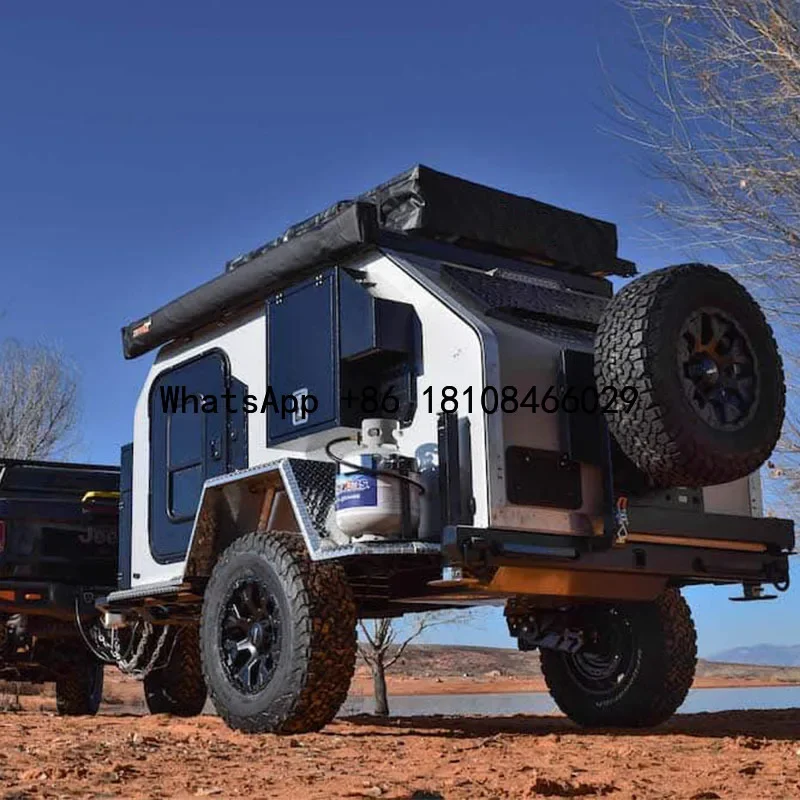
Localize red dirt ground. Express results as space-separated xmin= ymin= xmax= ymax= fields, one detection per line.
xmin=2 ymin=651 xmax=800 ymax=799
xmin=0 ymin=708 xmax=799 ymax=799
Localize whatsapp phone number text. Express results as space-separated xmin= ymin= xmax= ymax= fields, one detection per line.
xmin=342 ymin=385 xmax=639 ymax=416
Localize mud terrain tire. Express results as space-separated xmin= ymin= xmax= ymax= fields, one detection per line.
xmin=540 ymin=589 xmax=697 ymax=728
xmin=200 ymin=531 xmax=357 ymax=734
xmin=144 ymin=626 xmax=207 ymax=716
xmin=56 ymin=652 xmax=104 ymax=716
xmin=595 ymin=264 xmax=784 ymax=487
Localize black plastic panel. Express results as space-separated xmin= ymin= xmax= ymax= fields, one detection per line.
xmin=558 ymin=349 xmax=604 ymax=466
xmin=339 ymin=269 xmax=375 ymax=359
xmin=505 ymin=447 xmax=582 ymax=509
xmin=437 ymin=413 xmax=462 ymax=527
xmin=117 ymin=443 xmax=133 ymax=590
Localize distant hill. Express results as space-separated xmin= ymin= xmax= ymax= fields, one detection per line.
xmin=708 ymin=644 xmax=800 ymax=667
xmin=362 ymin=643 xmax=800 ymax=681
xmin=362 ymin=644 xmax=538 ymax=678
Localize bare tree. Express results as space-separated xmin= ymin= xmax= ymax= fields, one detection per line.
xmin=358 ymin=612 xmax=467 ymax=716
xmin=0 ymin=339 xmax=79 ymax=459
xmin=614 ymin=0 xmax=800 ymax=507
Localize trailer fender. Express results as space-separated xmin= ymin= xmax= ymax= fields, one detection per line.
xmin=183 ymin=459 xmax=335 ymax=579
xmin=183 ymin=457 xmax=440 ymax=579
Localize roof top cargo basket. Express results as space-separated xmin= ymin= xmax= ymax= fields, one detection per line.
xmin=121 ymin=165 xmax=634 ymax=360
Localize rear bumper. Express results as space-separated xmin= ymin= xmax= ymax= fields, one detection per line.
xmin=442 ymin=512 xmax=793 ymax=589
xmin=0 ymin=580 xmax=101 ymax=620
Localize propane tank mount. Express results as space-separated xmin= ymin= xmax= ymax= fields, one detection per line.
xmin=329 ymin=419 xmax=422 ymax=542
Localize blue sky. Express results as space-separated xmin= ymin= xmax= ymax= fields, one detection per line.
xmin=1 ymin=1 xmax=796 ymax=656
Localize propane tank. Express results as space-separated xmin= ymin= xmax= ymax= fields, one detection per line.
xmin=334 ymin=419 xmax=421 ymax=540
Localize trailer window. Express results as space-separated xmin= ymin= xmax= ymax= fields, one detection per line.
xmin=166 ymin=406 xmax=205 ymax=521
xmin=167 ymin=405 xmax=203 ymax=465
xmin=169 ymin=464 xmax=203 ymax=520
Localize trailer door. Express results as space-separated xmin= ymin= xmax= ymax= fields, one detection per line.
xmin=148 ymin=351 xmax=229 ymax=563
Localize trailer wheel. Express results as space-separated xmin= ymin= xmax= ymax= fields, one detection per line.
xmin=595 ymin=263 xmax=784 ymax=487
xmin=144 ymin=626 xmax=207 ymax=717
xmin=200 ymin=531 xmax=357 ymax=734
xmin=55 ymin=653 xmax=104 ymax=716
xmin=540 ymin=589 xmax=696 ymax=728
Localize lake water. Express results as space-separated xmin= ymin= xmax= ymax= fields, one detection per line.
xmin=338 ymin=686 xmax=800 ymax=717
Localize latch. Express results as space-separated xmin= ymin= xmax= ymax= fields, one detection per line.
xmin=614 ymin=496 xmax=629 ymax=546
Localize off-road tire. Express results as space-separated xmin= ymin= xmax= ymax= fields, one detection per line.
xmin=144 ymin=626 xmax=207 ymax=716
xmin=200 ymin=531 xmax=357 ymax=734
xmin=0 ymin=615 xmax=8 ymax=657
xmin=540 ymin=589 xmax=697 ymax=728
xmin=55 ymin=653 xmax=104 ymax=716
xmin=595 ymin=263 xmax=784 ymax=487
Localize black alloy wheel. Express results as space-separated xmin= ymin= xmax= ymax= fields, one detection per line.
xmin=561 ymin=609 xmax=636 ymax=697
xmin=678 ymin=307 xmax=758 ymax=430
xmin=221 ymin=578 xmax=282 ymax=694
xmin=540 ymin=590 xmax=697 ymax=728
xmin=200 ymin=531 xmax=357 ymax=734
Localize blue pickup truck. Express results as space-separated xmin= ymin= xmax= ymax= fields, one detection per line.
xmin=0 ymin=459 xmax=119 ymax=714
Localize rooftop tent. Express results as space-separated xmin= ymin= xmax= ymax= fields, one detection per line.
xmin=362 ymin=165 xmax=631 ymax=276
xmin=225 ymin=165 xmax=633 ymax=277
xmin=121 ymin=165 xmax=634 ymax=359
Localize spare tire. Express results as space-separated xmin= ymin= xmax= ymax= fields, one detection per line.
xmin=595 ymin=263 xmax=784 ymax=488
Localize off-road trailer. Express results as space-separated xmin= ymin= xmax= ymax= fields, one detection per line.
xmin=23 ymin=165 xmax=793 ymax=730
